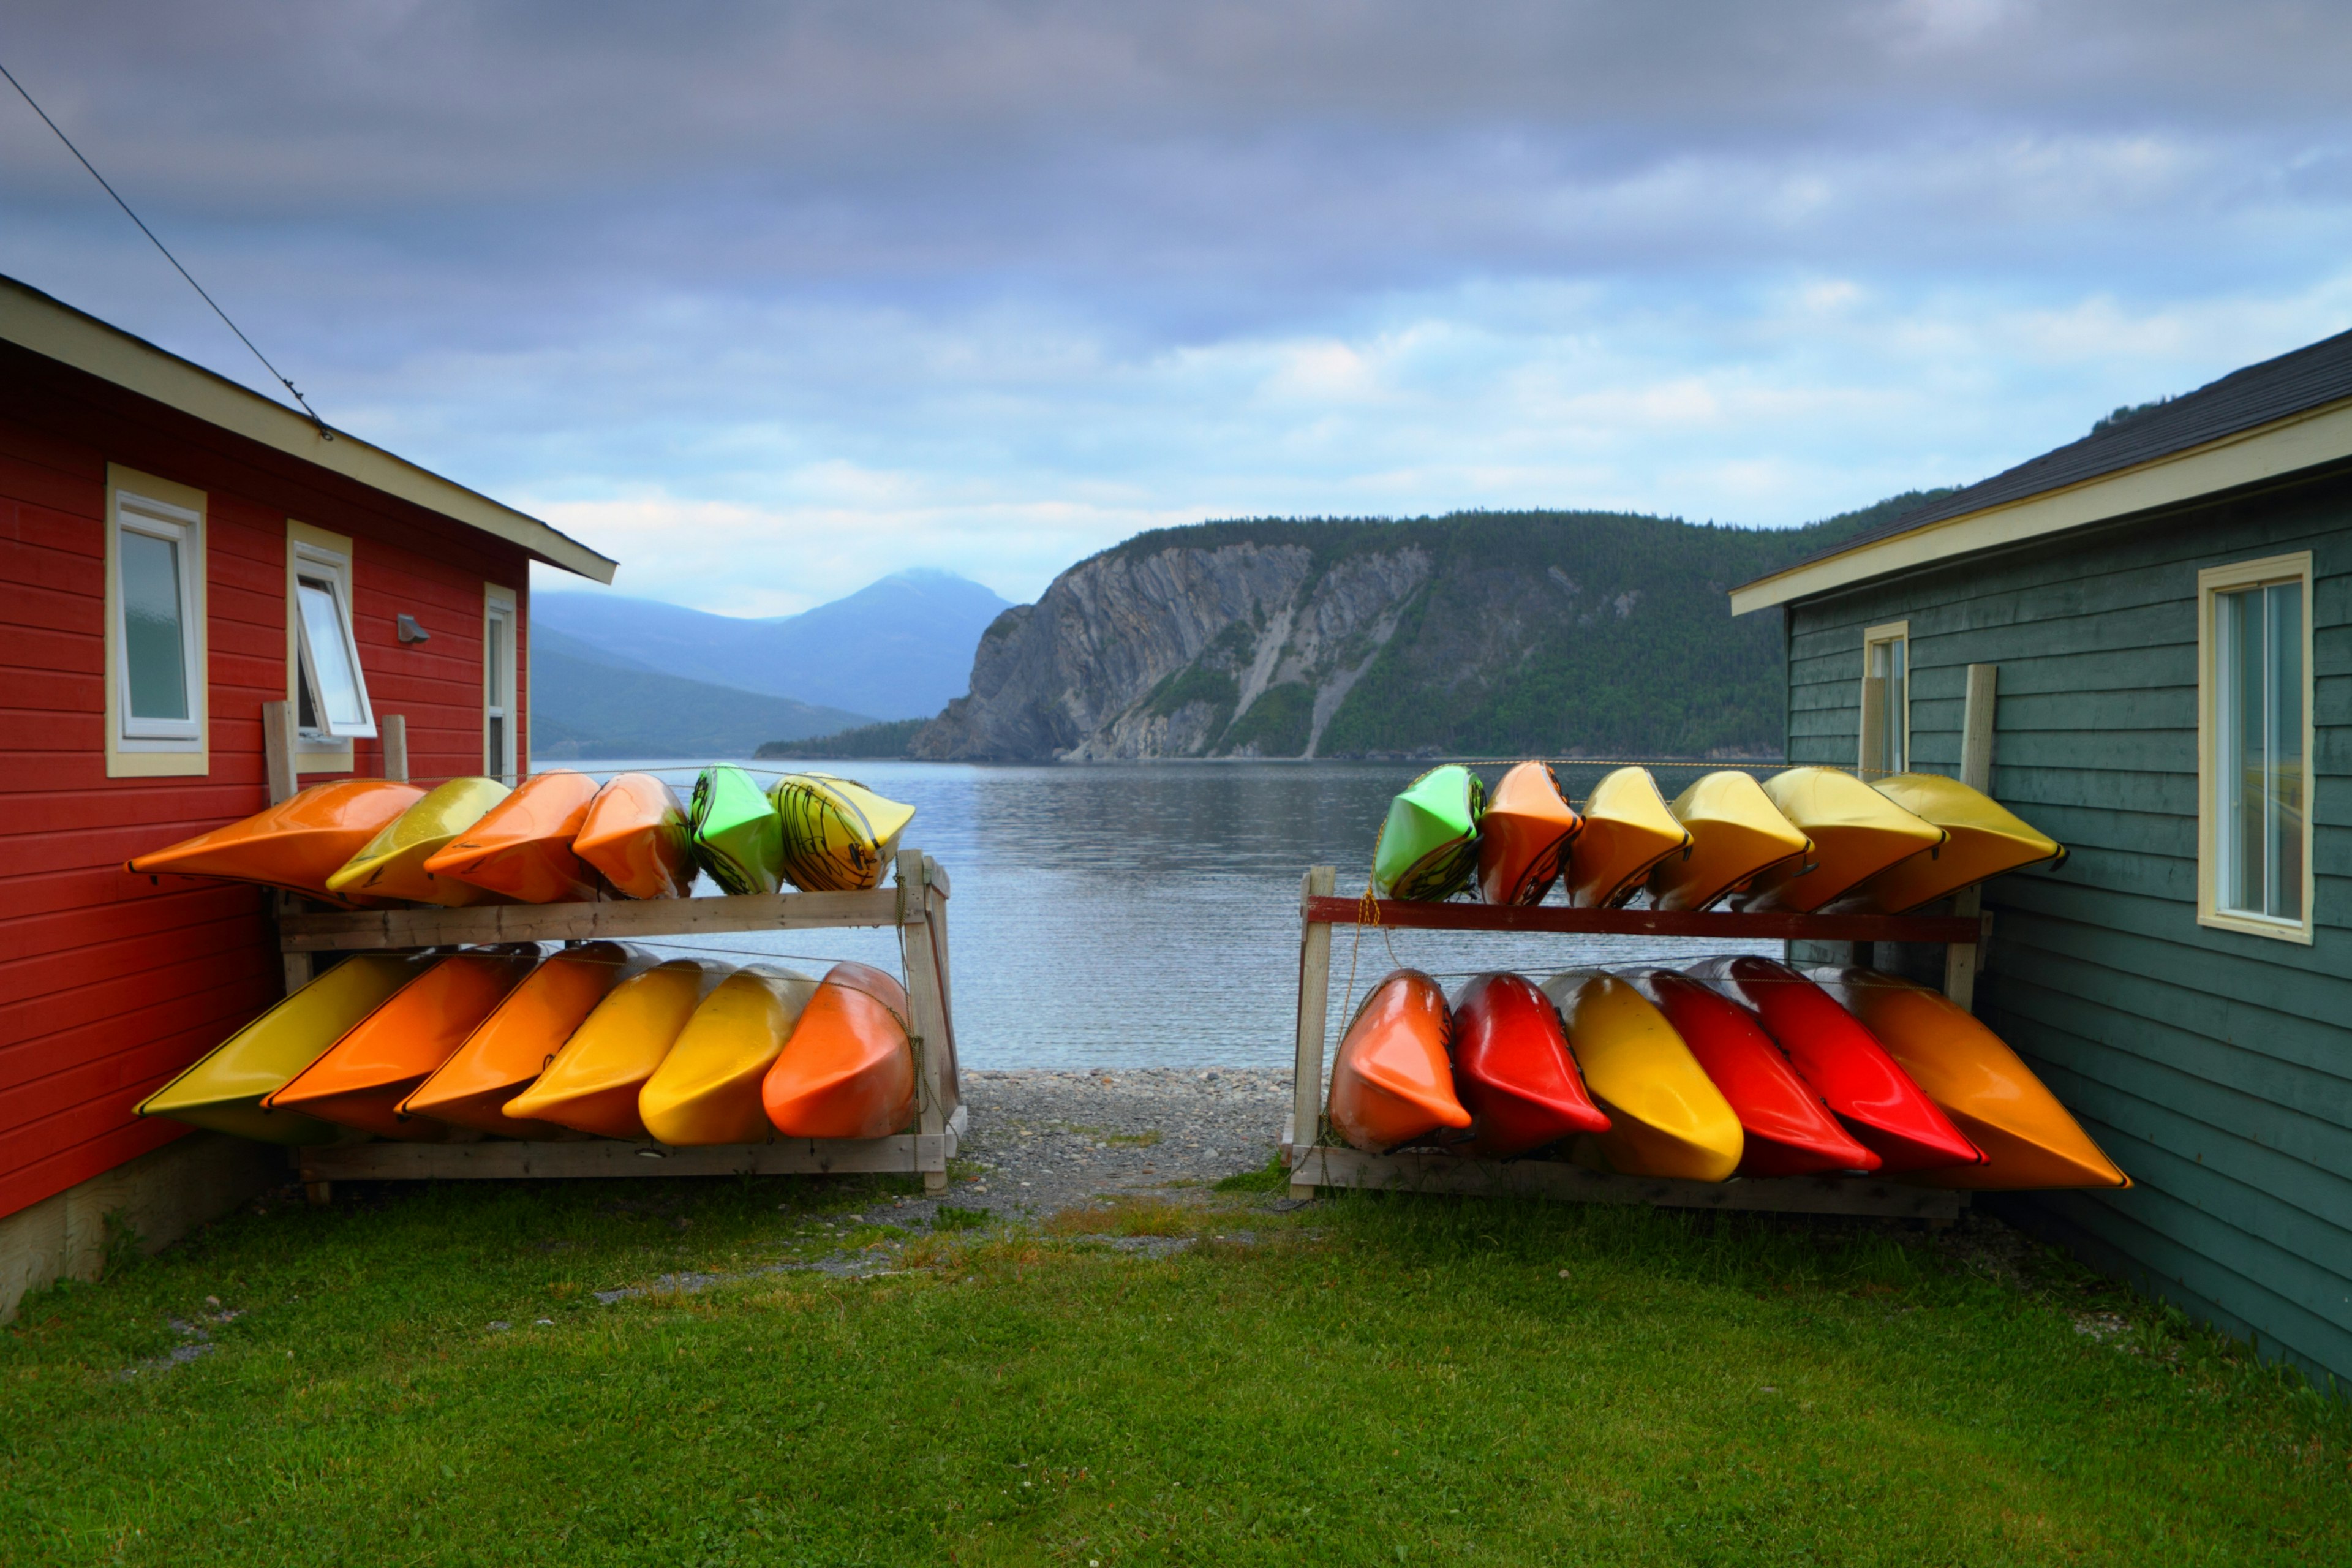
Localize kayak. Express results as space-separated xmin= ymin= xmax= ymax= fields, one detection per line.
xmin=1476 ymin=763 xmax=1581 ymax=906
xmin=690 ymin=766 xmax=783 ymax=896
xmin=772 ymin=775 xmax=918 ymax=892
xmin=1447 ymin=972 xmax=1609 ymax=1158
xmin=1540 ymin=971 xmax=1742 ymax=1181
xmin=502 ymin=957 xmax=729 ymax=1139
xmin=398 ymin=943 xmax=649 ymax=1135
xmin=1326 ymin=970 xmax=1472 ymax=1152
xmin=1687 ymin=956 xmax=1981 ymax=1172
xmin=1734 ymin=768 xmax=1944 ymax=913
xmin=1812 ymin=968 xmax=2128 ymax=1189
xmin=1630 ymin=970 xmax=1879 ymax=1177
xmin=135 ymin=953 xmax=430 ymax=1143
xmin=325 ymin=777 xmax=514 ymax=907
xmin=1648 ymin=771 xmax=1812 ymax=913
xmin=262 ymin=950 xmax=536 ymax=1138
xmin=1843 ymin=774 xmax=2065 ymax=913
xmin=1373 ymin=766 xmax=1485 ymax=902
xmin=762 ymin=961 xmax=916 ymax=1139
xmin=421 ymin=771 xmax=603 ymax=904
xmin=639 ymin=965 xmax=820 ymax=1145
xmin=573 ymin=772 xmax=694 ymax=899
xmin=1564 ymin=767 xmax=1689 ymax=908
xmin=127 ymin=779 xmax=423 ymax=903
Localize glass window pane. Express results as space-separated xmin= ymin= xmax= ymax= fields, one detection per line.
xmin=1887 ymin=640 xmax=1905 ymax=772
xmin=121 ymin=528 xmax=189 ymax=720
xmin=2269 ymin=581 xmax=2303 ymax=921
xmin=485 ymin=615 xmax=506 ymax=707
xmin=297 ymin=577 xmax=368 ymax=728
xmin=487 ymin=714 xmax=505 ymax=776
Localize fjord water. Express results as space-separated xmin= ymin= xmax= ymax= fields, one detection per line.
xmin=598 ymin=760 xmax=1779 ymax=1070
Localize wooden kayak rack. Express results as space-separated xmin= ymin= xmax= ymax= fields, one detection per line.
xmin=272 ymin=846 xmax=963 ymax=1199
xmin=1279 ymin=867 xmax=1984 ymax=1220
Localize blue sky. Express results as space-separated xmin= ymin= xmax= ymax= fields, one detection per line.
xmin=7 ymin=1 xmax=2352 ymax=614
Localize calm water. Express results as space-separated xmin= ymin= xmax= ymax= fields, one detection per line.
xmin=587 ymin=760 xmax=1782 ymax=1071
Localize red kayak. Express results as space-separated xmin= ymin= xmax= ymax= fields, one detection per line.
xmin=1448 ymin=973 xmax=1610 ymax=1158
xmin=1685 ymin=956 xmax=1982 ymax=1173
xmin=1632 ymin=970 xmax=1879 ymax=1177
xmin=1327 ymin=970 xmax=1473 ymax=1153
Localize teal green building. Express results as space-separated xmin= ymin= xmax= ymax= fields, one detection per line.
xmin=1735 ymin=333 xmax=2351 ymax=1388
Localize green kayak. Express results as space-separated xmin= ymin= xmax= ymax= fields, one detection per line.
xmin=1373 ymin=765 xmax=1486 ymax=901
xmin=690 ymin=766 xmax=783 ymax=895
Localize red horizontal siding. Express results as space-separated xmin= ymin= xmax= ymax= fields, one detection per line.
xmin=0 ymin=343 xmax=541 ymax=1222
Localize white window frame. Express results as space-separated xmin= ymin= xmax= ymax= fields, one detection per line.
xmin=103 ymin=465 xmax=208 ymax=778
xmin=484 ymin=584 xmax=518 ymax=782
xmin=1857 ymin=620 xmax=1910 ymax=778
xmin=2198 ymin=552 xmax=2316 ymax=944
xmin=286 ymin=521 xmax=377 ymax=774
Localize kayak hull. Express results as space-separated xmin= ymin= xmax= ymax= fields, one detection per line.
xmin=1813 ymin=968 xmax=2128 ymax=1189
xmin=574 ymin=772 xmax=694 ymax=899
xmin=1373 ymin=767 xmax=1485 ymax=902
xmin=136 ymin=953 xmax=429 ymax=1143
xmin=1567 ymin=768 xmax=1689 ymax=908
xmin=772 ymin=775 xmax=918 ymax=893
xmin=1448 ymin=972 xmax=1609 ymax=1158
xmin=263 ymin=951 xmax=535 ymax=1138
xmin=1542 ymin=971 xmax=1742 ymax=1182
xmin=1476 ymin=763 xmax=1580 ymax=906
xmin=421 ymin=771 xmax=603 ymax=904
xmin=1736 ymin=768 xmax=1944 ymax=914
xmin=1328 ymin=970 xmax=1472 ymax=1152
xmin=399 ymin=942 xmax=641 ymax=1135
xmin=1649 ymin=771 xmax=1812 ymax=913
xmin=1844 ymin=774 xmax=2065 ymax=913
xmin=639 ymin=965 xmax=818 ymax=1145
xmin=691 ymin=766 xmax=783 ymax=895
xmin=761 ymin=961 xmax=916 ymax=1139
xmin=1632 ymin=970 xmax=1879 ymax=1177
xmin=1689 ymin=956 xmax=1980 ymax=1173
xmin=503 ymin=958 xmax=726 ymax=1139
xmin=326 ymin=777 xmax=514 ymax=907
xmin=127 ymin=779 xmax=423 ymax=904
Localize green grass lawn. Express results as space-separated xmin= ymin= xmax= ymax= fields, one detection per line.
xmin=4 ymin=1170 xmax=2347 ymax=1566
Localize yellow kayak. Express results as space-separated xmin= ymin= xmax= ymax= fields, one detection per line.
xmin=503 ymin=957 xmax=730 ymax=1139
xmin=1566 ymin=767 xmax=1690 ymax=908
xmin=135 ymin=954 xmax=431 ymax=1143
xmin=1735 ymin=767 xmax=1945 ymax=913
xmin=1813 ymin=968 xmax=2128 ymax=1189
xmin=1844 ymin=774 xmax=2066 ymax=913
xmin=771 ymin=774 xmax=918 ymax=892
xmin=1648 ymin=770 xmax=1812 ymax=912
xmin=325 ymin=777 xmax=513 ymax=907
xmin=1540 ymin=971 xmax=1742 ymax=1181
xmin=638 ymin=965 xmax=820 ymax=1145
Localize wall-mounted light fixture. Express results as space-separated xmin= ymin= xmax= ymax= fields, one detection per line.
xmin=396 ymin=614 xmax=431 ymax=644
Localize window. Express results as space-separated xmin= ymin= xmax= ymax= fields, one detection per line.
xmin=286 ymin=521 xmax=376 ymax=772
xmin=1858 ymin=620 xmax=1909 ymax=777
xmin=2199 ymin=554 xmax=2315 ymax=942
xmin=104 ymin=467 xmax=208 ymax=777
xmin=484 ymin=586 xmax=518 ymax=781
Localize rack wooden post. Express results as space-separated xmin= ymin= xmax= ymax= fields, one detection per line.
xmin=277 ymin=852 xmax=962 ymax=1197
xmin=1281 ymin=881 xmax=1981 ymax=1219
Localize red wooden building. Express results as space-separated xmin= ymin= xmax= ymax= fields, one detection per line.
xmin=0 ymin=276 xmax=616 ymax=1316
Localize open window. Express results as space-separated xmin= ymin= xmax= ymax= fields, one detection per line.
xmin=1858 ymin=620 xmax=1909 ymax=778
xmin=105 ymin=466 xmax=208 ymax=777
xmin=484 ymin=585 xmax=518 ymax=781
xmin=2199 ymin=554 xmax=2314 ymax=943
xmin=287 ymin=522 xmax=375 ymax=771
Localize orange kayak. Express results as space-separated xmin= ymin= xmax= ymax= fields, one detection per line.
xmin=762 ymin=962 xmax=916 ymax=1139
xmin=573 ymin=772 xmax=695 ymax=900
xmin=127 ymin=779 xmax=423 ymax=903
xmin=263 ymin=950 xmax=536 ymax=1138
xmin=502 ymin=957 xmax=729 ymax=1139
xmin=421 ymin=771 xmax=604 ymax=903
xmin=1476 ymin=763 xmax=1581 ymax=905
xmin=398 ymin=943 xmax=647 ymax=1135
xmin=1327 ymin=970 xmax=1471 ymax=1152
xmin=1812 ymin=968 xmax=2129 ymax=1189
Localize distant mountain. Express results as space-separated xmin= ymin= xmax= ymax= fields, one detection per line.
xmin=530 ymin=644 xmax=876 ymax=760
xmin=533 ymin=569 xmax=1012 ymax=719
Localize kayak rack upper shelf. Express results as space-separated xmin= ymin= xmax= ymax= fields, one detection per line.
xmin=1300 ymin=894 xmax=1981 ymax=945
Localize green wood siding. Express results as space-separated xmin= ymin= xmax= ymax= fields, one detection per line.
xmin=1784 ymin=470 xmax=2352 ymax=1389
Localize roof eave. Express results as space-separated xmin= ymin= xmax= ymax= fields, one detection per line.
xmin=0 ymin=276 xmax=617 ymax=584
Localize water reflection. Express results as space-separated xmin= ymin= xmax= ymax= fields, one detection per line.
xmin=578 ymin=761 xmax=1779 ymax=1070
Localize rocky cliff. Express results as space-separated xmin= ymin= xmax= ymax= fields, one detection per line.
xmin=911 ymin=499 xmax=1939 ymax=762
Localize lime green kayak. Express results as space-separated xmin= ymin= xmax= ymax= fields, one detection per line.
xmin=1373 ymin=765 xmax=1485 ymax=901
xmin=690 ymin=766 xmax=783 ymax=895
